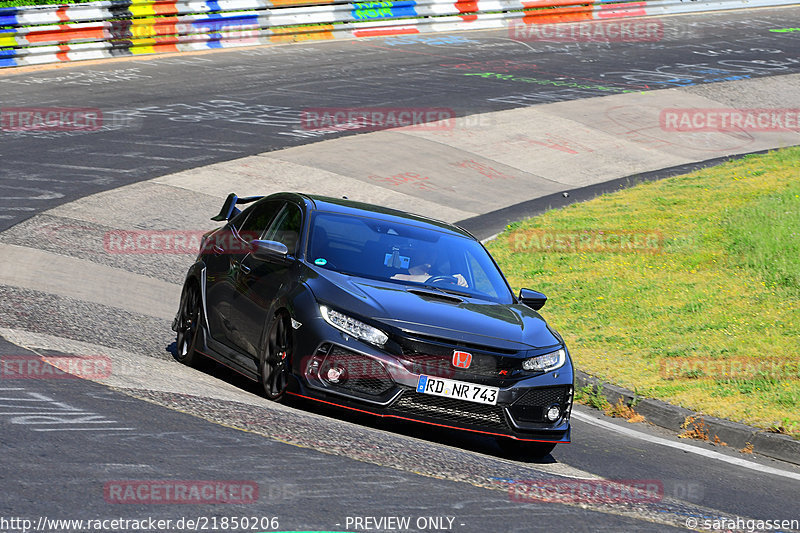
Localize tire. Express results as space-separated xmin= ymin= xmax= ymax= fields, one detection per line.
xmin=260 ymin=314 xmax=292 ymax=402
xmin=497 ymin=438 xmax=557 ymax=460
xmin=174 ymin=283 xmax=202 ymax=366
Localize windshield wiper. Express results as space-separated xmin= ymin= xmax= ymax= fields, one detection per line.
xmin=419 ymin=284 xmax=473 ymax=298
xmin=407 ymin=287 xmax=464 ymax=303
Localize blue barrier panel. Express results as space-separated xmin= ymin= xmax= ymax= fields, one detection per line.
xmin=0 ymin=10 xmax=20 ymax=27
xmin=0 ymin=47 xmax=19 ymax=68
xmin=191 ymin=14 xmax=261 ymax=32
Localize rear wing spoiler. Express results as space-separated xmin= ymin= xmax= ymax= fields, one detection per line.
xmin=211 ymin=193 xmax=264 ymax=222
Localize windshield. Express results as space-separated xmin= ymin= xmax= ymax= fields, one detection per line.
xmin=306 ymin=211 xmax=514 ymax=304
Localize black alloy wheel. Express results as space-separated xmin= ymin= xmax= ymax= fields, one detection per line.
xmin=261 ymin=315 xmax=292 ymax=401
xmin=175 ymin=283 xmax=202 ymax=366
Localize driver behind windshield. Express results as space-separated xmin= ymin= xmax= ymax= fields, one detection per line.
xmin=391 ymin=245 xmax=468 ymax=287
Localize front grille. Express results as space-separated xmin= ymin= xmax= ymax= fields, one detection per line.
xmin=319 ymin=347 xmax=394 ymax=396
xmin=510 ymin=386 xmax=568 ymax=423
xmin=392 ymin=391 xmax=508 ymax=429
xmin=405 ymin=333 xmax=518 ymax=355
xmin=397 ymin=337 xmax=507 ymax=378
xmin=401 ymin=352 xmax=499 ymax=377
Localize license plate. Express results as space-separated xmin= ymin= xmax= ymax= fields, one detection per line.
xmin=416 ymin=375 xmax=499 ymax=405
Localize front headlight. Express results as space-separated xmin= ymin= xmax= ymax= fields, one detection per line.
xmin=522 ymin=348 xmax=566 ymax=372
xmin=319 ymin=305 xmax=388 ymax=347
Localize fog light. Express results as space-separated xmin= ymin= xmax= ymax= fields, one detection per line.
xmin=326 ymin=365 xmax=346 ymax=384
xmin=545 ymin=405 xmax=561 ymax=422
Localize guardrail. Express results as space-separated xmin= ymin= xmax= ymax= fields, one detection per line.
xmin=1 ymin=0 xmax=798 ymax=68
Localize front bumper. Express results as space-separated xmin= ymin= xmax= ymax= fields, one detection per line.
xmin=288 ymin=313 xmax=573 ymax=443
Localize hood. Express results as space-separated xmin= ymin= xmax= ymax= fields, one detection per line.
xmin=307 ymin=267 xmax=561 ymax=352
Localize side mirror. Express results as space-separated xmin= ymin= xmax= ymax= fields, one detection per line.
xmin=251 ymin=240 xmax=289 ymax=261
xmin=519 ymin=288 xmax=547 ymax=310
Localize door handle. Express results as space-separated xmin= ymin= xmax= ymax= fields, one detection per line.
xmin=212 ymin=245 xmax=224 ymax=255
xmin=238 ymin=263 xmax=251 ymax=275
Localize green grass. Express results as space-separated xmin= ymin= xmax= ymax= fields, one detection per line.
xmin=1 ymin=0 xmax=70 ymax=7
xmin=574 ymin=384 xmax=610 ymax=410
xmin=487 ymin=147 xmax=800 ymax=437
xmin=725 ymin=180 xmax=800 ymax=292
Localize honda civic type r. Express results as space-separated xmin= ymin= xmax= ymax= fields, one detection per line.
xmin=173 ymin=192 xmax=573 ymax=456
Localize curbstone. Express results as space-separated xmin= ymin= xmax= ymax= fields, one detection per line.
xmin=701 ymin=418 xmax=759 ymax=450
xmin=633 ymin=398 xmax=694 ymax=433
xmin=750 ymin=431 xmax=800 ymax=465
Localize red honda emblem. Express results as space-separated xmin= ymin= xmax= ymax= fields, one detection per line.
xmin=452 ymin=351 xmax=472 ymax=369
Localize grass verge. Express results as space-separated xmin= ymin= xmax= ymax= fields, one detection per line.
xmin=487 ymin=147 xmax=800 ymax=438
xmin=1 ymin=0 xmax=67 ymax=6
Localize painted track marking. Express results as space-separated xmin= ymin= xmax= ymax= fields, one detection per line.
xmin=572 ymin=410 xmax=800 ymax=481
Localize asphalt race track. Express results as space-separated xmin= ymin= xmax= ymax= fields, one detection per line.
xmin=3 ymin=9 xmax=800 ymax=230
xmin=2 ymin=6 xmax=800 ymax=533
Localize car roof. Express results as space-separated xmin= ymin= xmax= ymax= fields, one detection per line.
xmin=267 ymin=192 xmax=475 ymax=239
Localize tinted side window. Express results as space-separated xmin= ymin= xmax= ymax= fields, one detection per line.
xmin=229 ymin=208 xmax=249 ymax=230
xmin=237 ymin=201 xmax=283 ymax=241
xmin=264 ymin=204 xmax=302 ymax=255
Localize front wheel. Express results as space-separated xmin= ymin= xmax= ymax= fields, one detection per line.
xmin=260 ymin=315 xmax=292 ymax=401
xmin=174 ymin=283 xmax=202 ymax=366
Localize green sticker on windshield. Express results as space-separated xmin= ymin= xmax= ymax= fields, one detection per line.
xmin=314 ymin=258 xmax=327 ymax=266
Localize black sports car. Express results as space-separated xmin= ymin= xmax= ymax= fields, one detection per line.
xmin=173 ymin=192 xmax=573 ymax=456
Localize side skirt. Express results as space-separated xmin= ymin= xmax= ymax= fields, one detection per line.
xmin=196 ymin=327 xmax=260 ymax=382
